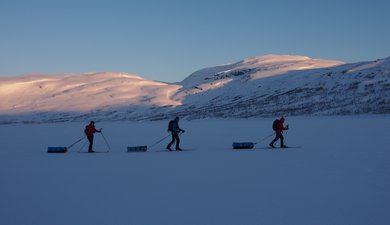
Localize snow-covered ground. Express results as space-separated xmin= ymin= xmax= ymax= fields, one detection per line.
xmin=1 ymin=116 xmax=389 ymax=225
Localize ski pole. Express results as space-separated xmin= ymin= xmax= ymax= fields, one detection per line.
xmin=148 ymin=134 xmax=171 ymax=149
xmin=77 ymin=139 xmax=88 ymax=153
xmin=67 ymin=136 xmax=86 ymax=149
xmin=254 ymin=132 xmax=274 ymax=145
xmin=100 ymin=131 xmax=111 ymax=152
xmin=284 ymin=124 xmax=289 ymax=145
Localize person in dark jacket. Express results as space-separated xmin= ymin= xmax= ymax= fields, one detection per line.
xmin=166 ymin=117 xmax=185 ymax=151
xmin=269 ymin=117 xmax=289 ymax=148
xmin=84 ymin=121 xmax=102 ymax=153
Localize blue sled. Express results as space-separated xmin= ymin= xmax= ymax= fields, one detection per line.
xmin=47 ymin=147 xmax=68 ymax=153
xmin=127 ymin=146 xmax=148 ymax=152
xmin=232 ymin=142 xmax=255 ymax=149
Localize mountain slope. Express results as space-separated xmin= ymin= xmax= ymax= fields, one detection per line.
xmin=180 ymin=54 xmax=343 ymax=87
xmin=171 ymin=55 xmax=390 ymax=119
xmin=0 ymin=72 xmax=181 ymax=114
xmin=174 ymin=55 xmax=344 ymax=104
xmin=0 ymin=55 xmax=389 ymax=123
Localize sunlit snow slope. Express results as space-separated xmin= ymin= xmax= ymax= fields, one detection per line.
xmin=0 ymin=55 xmax=389 ymax=123
xmin=172 ymin=55 xmax=390 ymax=119
xmin=0 ymin=72 xmax=181 ymax=114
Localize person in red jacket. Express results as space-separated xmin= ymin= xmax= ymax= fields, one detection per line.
xmin=84 ymin=121 xmax=102 ymax=153
xmin=269 ymin=117 xmax=289 ymax=148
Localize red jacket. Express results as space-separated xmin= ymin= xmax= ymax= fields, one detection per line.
xmin=276 ymin=118 xmax=288 ymax=135
xmin=85 ymin=124 xmax=99 ymax=137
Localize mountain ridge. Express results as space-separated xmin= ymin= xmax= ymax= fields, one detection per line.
xmin=1 ymin=55 xmax=389 ymax=123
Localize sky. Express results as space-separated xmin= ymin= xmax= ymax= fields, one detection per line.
xmin=0 ymin=0 xmax=389 ymax=82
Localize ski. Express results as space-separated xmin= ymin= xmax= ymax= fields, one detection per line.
xmin=257 ymin=146 xmax=301 ymax=149
xmin=156 ymin=149 xmax=195 ymax=152
xmin=79 ymin=151 xmax=109 ymax=153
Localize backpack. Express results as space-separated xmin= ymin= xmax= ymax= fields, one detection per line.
xmin=168 ymin=120 xmax=174 ymax=132
xmin=84 ymin=126 xmax=88 ymax=135
xmin=272 ymin=119 xmax=279 ymax=131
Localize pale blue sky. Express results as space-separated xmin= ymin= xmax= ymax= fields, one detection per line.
xmin=1 ymin=0 xmax=389 ymax=82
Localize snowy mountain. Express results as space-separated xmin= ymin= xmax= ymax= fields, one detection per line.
xmin=1 ymin=55 xmax=389 ymax=123
xmin=171 ymin=55 xmax=390 ymax=119
xmin=0 ymin=72 xmax=181 ymax=122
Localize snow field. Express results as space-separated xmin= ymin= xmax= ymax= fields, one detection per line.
xmin=0 ymin=116 xmax=389 ymax=225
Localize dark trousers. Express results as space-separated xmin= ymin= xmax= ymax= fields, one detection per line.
xmin=167 ymin=132 xmax=180 ymax=149
xmin=87 ymin=135 xmax=94 ymax=151
xmin=270 ymin=133 xmax=284 ymax=147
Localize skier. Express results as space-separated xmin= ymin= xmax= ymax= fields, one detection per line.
xmin=84 ymin=121 xmax=102 ymax=153
xmin=269 ymin=116 xmax=289 ymax=148
xmin=166 ymin=117 xmax=185 ymax=151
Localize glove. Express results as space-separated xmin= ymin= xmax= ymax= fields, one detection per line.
xmin=286 ymin=125 xmax=289 ymax=130
xmin=182 ymin=130 xmax=185 ymax=133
